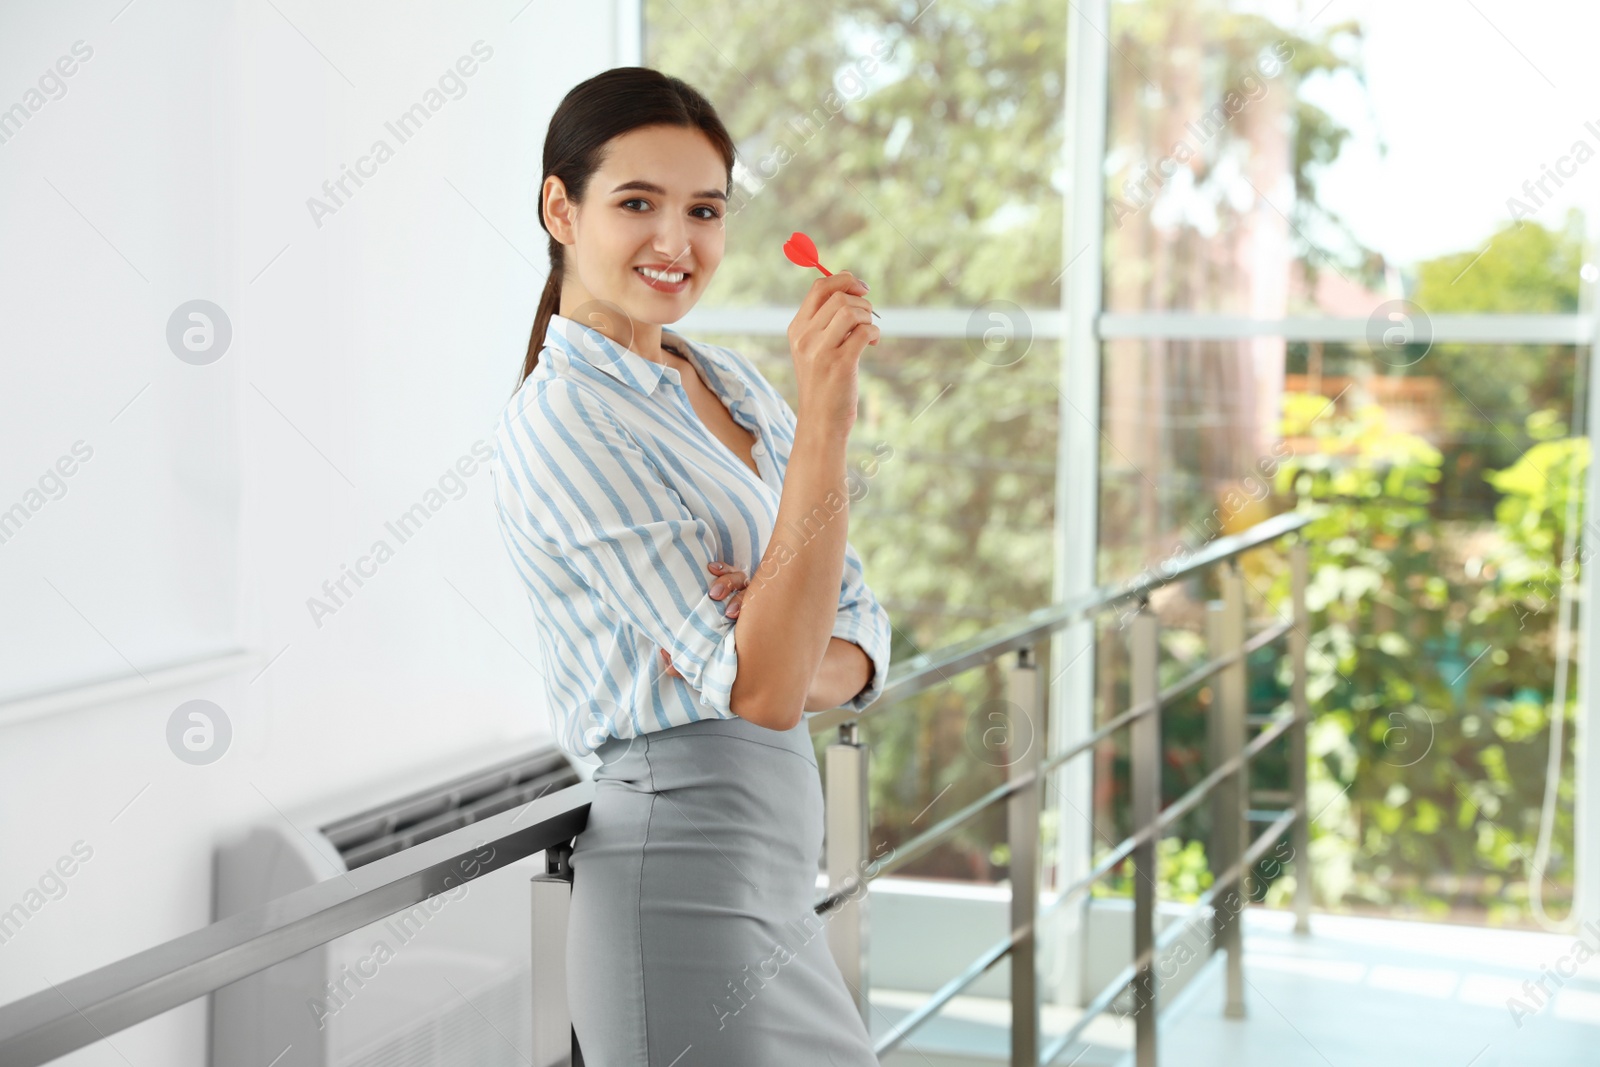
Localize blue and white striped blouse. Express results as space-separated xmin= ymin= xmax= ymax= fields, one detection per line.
xmin=490 ymin=313 xmax=893 ymax=760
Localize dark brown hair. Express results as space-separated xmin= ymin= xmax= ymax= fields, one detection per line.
xmin=519 ymin=67 xmax=736 ymax=391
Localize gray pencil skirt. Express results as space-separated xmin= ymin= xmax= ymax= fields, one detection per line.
xmin=566 ymin=712 xmax=878 ymax=1066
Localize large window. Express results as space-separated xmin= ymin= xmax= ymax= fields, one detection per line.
xmin=1094 ymin=0 xmax=1596 ymax=926
xmin=645 ymin=0 xmax=1597 ymax=929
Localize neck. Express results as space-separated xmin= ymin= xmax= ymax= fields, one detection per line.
xmin=557 ymin=286 xmax=675 ymax=365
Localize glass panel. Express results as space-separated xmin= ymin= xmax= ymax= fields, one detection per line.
xmin=1103 ymin=0 xmax=1600 ymax=315
xmin=1098 ymin=335 xmax=1291 ymax=584
xmin=1099 ymin=336 xmax=1586 ymax=924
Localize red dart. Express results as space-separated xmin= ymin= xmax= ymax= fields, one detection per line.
xmin=783 ymin=231 xmax=881 ymax=320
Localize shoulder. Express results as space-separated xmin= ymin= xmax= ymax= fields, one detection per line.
xmin=495 ymin=375 xmax=624 ymax=453
xmin=492 ymin=376 xmax=641 ymax=495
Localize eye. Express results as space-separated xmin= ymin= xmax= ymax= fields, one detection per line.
xmin=620 ymin=197 xmax=721 ymax=220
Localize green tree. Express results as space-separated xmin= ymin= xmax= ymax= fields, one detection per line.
xmin=1408 ymin=213 xmax=1585 ymax=516
xmin=1264 ymin=392 xmax=1580 ymax=923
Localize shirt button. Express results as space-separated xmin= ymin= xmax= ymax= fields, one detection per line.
xmin=752 ymin=444 xmax=765 ymax=455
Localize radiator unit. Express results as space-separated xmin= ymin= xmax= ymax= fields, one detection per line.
xmin=210 ymin=739 xmax=586 ymax=1067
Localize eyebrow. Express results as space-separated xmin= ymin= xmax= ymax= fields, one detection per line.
xmin=610 ymin=179 xmax=727 ymax=202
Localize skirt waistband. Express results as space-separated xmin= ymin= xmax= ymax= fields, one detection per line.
xmin=591 ymin=713 xmax=818 ymax=787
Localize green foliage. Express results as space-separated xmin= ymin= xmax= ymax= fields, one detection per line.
xmin=1483 ymin=435 xmax=1589 ymax=580
xmin=1413 ymin=210 xmax=1585 ymax=315
xmin=1263 ymin=395 xmax=1579 ymax=924
xmin=1405 ymin=217 xmax=1586 ymax=519
xmin=1095 ymin=836 xmax=1216 ymax=903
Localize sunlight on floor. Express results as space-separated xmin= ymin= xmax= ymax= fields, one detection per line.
xmin=871 ymin=907 xmax=1600 ymax=1066
xmin=1150 ymin=908 xmax=1600 ymax=1067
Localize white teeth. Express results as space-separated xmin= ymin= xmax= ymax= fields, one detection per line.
xmin=637 ymin=267 xmax=686 ymax=283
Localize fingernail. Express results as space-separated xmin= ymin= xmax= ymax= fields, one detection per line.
xmin=708 ymin=561 xmax=725 ymax=572
xmin=860 ymin=280 xmax=870 ymax=291
xmin=727 ymin=603 xmax=741 ymax=617
xmin=710 ymin=580 xmax=727 ymax=598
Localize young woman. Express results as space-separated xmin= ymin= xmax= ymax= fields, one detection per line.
xmin=489 ymin=67 xmax=893 ymax=1065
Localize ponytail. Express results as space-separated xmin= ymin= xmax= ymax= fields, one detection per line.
xmin=523 ymin=249 xmax=564 ymax=387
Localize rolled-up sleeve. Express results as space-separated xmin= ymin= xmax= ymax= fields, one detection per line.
xmin=830 ymin=545 xmax=893 ymax=712
xmin=491 ymin=379 xmax=741 ymax=718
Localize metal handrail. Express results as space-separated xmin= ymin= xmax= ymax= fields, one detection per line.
xmin=1157 ymin=707 xmax=1296 ymax=833
xmin=0 ymin=510 xmax=1315 ymax=1067
xmin=811 ymin=523 xmax=1308 ymax=916
xmin=0 ymin=783 xmax=593 ymax=1067
xmin=1036 ymin=806 xmax=1301 ymax=1065
xmin=816 ymin=632 xmax=1296 ymax=916
xmin=807 ymin=509 xmax=1309 ymax=734
xmin=826 ymin=520 xmax=1316 ymax=1065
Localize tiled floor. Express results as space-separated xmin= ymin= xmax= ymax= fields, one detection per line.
xmin=874 ymin=908 xmax=1600 ymax=1066
xmin=1142 ymin=908 xmax=1600 ymax=1067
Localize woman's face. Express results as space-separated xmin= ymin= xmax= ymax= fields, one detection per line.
xmin=545 ymin=124 xmax=727 ymax=329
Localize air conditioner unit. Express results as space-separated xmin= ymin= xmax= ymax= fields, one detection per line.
xmin=210 ymin=739 xmax=587 ymax=1067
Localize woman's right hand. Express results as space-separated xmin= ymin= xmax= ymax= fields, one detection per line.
xmin=787 ymin=271 xmax=878 ymax=435
xmin=659 ymin=560 xmax=751 ymax=679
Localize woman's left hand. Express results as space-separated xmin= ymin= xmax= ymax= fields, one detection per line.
xmin=659 ymin=560 xmax=750 ymax=678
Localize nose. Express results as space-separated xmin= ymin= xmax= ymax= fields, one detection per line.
xmin=652 ymin=221 xmax=692 ymax=269
xmin=654 ymin=242 xmax=691 ymax=271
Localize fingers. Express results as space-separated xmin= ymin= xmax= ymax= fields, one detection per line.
xmin=706 ymin=561 xmax=749 ymax=597
xmin=816 ymin=283 xmax=874 ymax=352
xmin=707 ymin=570 xmax=749 ymax=598
xmin=850 ymin=319 xmax=881 ymax=352
xmin=823 ymin=303 xmax=878 ymax=352
xmin=707 ymin=560 xmax=747 ymax=618
xmin=817 ymin=294 xmax=876 ymax=340
xmin=658 ymin=647 xmax=683 ymax=678
xmin=663 ymin=558 xmax=749 ymax=681
xmin=796 ymin=271 xmax=870 ymax=331
xmin=818 ymin=288 xmax=874 ymax=320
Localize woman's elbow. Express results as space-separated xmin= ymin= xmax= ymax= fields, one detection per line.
xmin=728 ymin=681 xmax=805 ymax=732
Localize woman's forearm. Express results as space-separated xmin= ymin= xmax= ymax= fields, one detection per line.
xmin=804 ymin=637 xmax=873 ymax=712
xmin=728 ymin=419 xmax=853 ymax=729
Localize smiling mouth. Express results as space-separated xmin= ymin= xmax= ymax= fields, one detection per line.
xmin=634 ymin=266 xmax=690 ymax=283
xmin=634 ymin=266 xmax=692 ymax=293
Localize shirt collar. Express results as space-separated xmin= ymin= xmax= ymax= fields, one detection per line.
xmin=544 ymin=314 xmax=744 ymax=401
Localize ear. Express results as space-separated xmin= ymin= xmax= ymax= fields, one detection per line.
xmin=543 ymin=175 xmax=577 ymax=246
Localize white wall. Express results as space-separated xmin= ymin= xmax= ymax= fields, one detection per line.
xmin=0 ymin=2 xmax=625 ymax=1063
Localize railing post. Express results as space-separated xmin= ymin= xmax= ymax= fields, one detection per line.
xmin=1129 ymin=600 xmax=1161 ymax=1067
xmin=1289 ymin=539 xmax=1313 ymax=934
xmin=826 ymin=719 xmax=871 ymax=1023
xmin=530 ymin=840 xmax=583 ymax=1067
xmin=1007 ymin=643 xmax=1044 ymax=1067
xmin=1208 ymin=563 xmax=1248 ymax=1019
